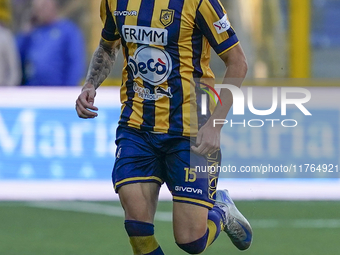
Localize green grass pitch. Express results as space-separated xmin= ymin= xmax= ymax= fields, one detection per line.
xmin=1 ymin=201 xmax=340 ymax=255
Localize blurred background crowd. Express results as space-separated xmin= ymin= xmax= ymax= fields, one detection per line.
xmin=0 ymin=0 xmax=339 ymax=86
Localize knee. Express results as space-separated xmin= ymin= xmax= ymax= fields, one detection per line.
xmin=174 ymin=224 xmax=207 ymax=244
xmin=177 ymin=243 xmax=205 ymax=254
xmin=176 ymin=231 xmax=208 ymax=254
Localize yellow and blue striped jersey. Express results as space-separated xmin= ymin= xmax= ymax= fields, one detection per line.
xmin=100 ymin=0 xmax=239 ymax=136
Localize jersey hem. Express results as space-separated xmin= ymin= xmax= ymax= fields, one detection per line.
xmin=218 ymin=41 xmax=240 ymax=56
xmin=214 ymin=33 xmax=239 ymax=55
xmin=101 ymin=29 xmax=120 ymax=42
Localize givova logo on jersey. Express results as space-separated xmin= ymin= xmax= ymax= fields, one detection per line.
xmin=128 ymin=46 xmax=172 ymax=86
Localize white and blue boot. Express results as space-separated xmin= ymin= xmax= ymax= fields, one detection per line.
xmin=215 ymin=189 xmax=253 ymax=250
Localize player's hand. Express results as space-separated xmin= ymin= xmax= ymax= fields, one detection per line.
xmin=75 ymin=83 xmax=98 ymax=119
xmin=191 ymin=120 xmax=221 ymax=156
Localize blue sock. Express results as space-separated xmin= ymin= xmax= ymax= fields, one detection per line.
xmin=125 ymin=220 xmax=164 ymax=255
xmin=206 ymin=206 xmax=225 ymax=246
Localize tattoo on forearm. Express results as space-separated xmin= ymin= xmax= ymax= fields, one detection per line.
xmin=85 ymin=39 xmax=120 ymax=89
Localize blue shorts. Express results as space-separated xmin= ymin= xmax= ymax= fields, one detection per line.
xmin=112 ymin=126 xmax=221 ymax=209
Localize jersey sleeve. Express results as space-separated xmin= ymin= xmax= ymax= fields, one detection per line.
xmin=196 ymin=0 xmax=239 ymax=55
xmin=100 ymin=0 xmax=120 ymax=41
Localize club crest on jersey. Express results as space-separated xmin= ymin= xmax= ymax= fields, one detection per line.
xmin=128 ymin=46 xmax=172 ymax=86
xmin=160 ymin=9 xmax=174 ymax=27
xmin=213 ymin=14 xmax=231 ymax=34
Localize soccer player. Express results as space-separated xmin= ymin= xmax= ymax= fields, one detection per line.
xmin=76 ymin=0 xmax=252 ymax=254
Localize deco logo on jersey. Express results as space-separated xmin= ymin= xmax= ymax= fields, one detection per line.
xmin=160 ymin=9 xmax=174 ymax=27
xmin=128 ymin=46 xmax=172 ymax=86
xmin=122 ymin=25 xmax=168 ymax=46
xmin=213 ymin=14 xmax=231 ymax=34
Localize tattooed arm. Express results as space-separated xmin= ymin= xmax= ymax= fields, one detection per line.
xmin=85 ymin=39 xmax=121 ymax=89
xmin=76 ymin=39 xmax=121 ymax=119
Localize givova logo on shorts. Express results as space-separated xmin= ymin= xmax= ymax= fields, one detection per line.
xmin=128 ymin=46 xmax=172 ymax=86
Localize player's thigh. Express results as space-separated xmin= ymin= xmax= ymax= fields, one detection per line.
xmin=165 ymin=143 xmax=220 ymax=211
xmin=113 ymin=126 xmax=164 ymax=192
xmin=113 ymin=126 xmax=164 ymax=223
xmin=119 ymin=182 xmax=161 ymax=223
xmin=165 ymin=139 xmax=221 ymax=243
xmin=173 ymin=202 xmax=208 ymax=244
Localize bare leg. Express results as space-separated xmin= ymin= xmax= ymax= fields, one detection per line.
xmin=173 ymin=202 xmax=209 ymax=244
xmin=118 ymin=183 xmax=164 ymax=255
xmin=119 ymin=182 xmax=160 ymax=223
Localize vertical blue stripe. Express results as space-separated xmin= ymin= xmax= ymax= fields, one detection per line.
xmin=165 ymin=0 xmax=185 ymax=135
xmin=101 ymin=0 xmax=119 ymax=41
xmin=191 ymin=27 xmax=203 ymax=79
xmin=105 ymin=0 xmax=114 ymax=29
xmin=208 ymin=0 xmax=225 ymax=19
xmin=137 ymin=0 xmax=156 ymax=130
xmin=195 ymin=11 xmax=218 ymax=49
xmin=227 ymin=27 xmax=236 ymax=38
xmin=114 ymin=0 xmax=129 ymax=37
xmin=191 ymin=26 xmax=210 ymax=129
xmin=137 ymin=0 xmax=155 ymax=27
xmin=117 ymin=0 xmax=135 ymax=126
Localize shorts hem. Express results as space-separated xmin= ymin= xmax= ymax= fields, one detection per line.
xmin=173 ymin=196 xmax=214 ymax=209
xmin=114 ymin=176 xmax=163 ymax=193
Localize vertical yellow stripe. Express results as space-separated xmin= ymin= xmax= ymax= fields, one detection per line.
xmin=123 ymin=0 xmax=145 ymax=129
xmin=100 ymin=1 xmax=118 ymax=30
xmin=205 ymin=220 xmax=218 ymax=249
xmin=289 ymin=0 xmax=311 ymax=78
xmin=152 ymin=0 xmax=171 ymax=132
xmin=124 ymin=0 xmax=141 ymax=56
xmin=108 ymin=0 xmax=118 ymax=22
xmin=217 ymin=0 xmax=227 ymax=15
xmin=120 ymin=50 xmax=128 ymax=121
xmin=179 ymin=1 xmax=199 ymax=136
xmin=100 ymin=0 xmax=107 ymax=25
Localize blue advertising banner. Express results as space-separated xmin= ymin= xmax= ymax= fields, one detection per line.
xmin=0 ymin=107 xmax=120 ymax=180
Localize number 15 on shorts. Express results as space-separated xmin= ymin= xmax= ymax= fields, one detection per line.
xmin=184 ymin=168 xmax=197 ymax=182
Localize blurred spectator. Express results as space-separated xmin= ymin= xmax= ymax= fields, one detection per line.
xmin=0 ymin=0 xmax=21 ymax=86
xmin=17 ymin=0 xmax=85 ymax=86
